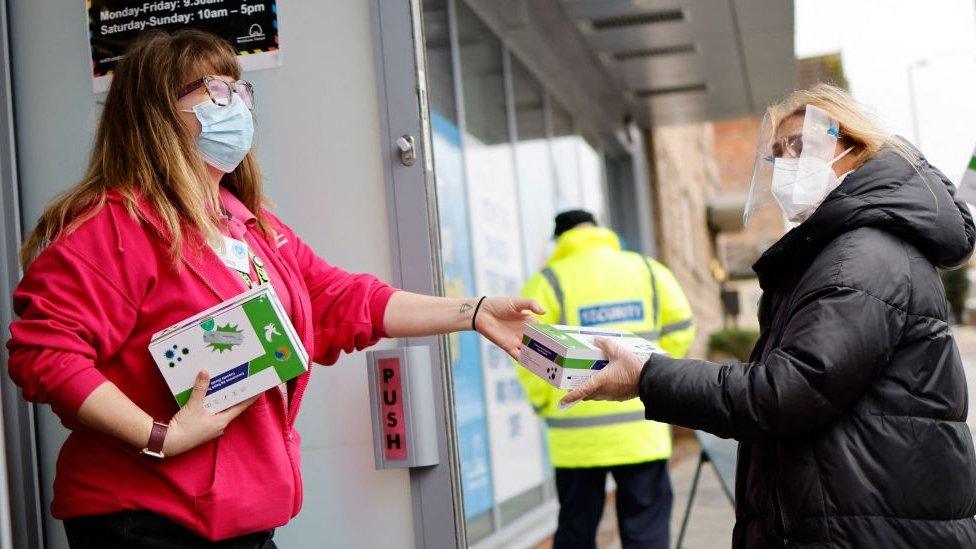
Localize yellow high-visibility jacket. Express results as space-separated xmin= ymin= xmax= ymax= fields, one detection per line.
xmin=516 ymin=226 xmax=694 ymax=468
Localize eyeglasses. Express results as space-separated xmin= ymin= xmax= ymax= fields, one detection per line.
xmin=766 ymin=127 xmax=841 ymax=161
xmin=178 ymin=76 xmax=254 ymax=110
xmin=770 ymin=134 xmax=804 ymax=159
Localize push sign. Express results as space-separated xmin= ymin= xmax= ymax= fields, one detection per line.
xmin=377 ymin=358 xmax=407 ymax=460
xmin=366 ymin=347 xmax=439 ymax=469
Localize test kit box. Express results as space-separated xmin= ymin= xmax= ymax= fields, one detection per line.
xmin=518 ymin=324 xmax=665 ymax=390
xmin=149 ymin=285 xmax=309 ymax=412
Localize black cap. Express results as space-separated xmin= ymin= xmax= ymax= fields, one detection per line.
xmin=553 ymin=209 xmax=597 ymax=238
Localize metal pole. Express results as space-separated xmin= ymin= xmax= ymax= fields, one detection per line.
xmin=676 ymin=451 xmax=708 ymax=548
xmin=906 ymin=61 xmax=922 ymax=148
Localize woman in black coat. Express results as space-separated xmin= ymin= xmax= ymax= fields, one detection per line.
xmin=561 ymin=84 xmax=976 ymax=548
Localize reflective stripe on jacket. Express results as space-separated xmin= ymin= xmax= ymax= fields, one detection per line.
xmin=515 ymin=226 xmax=694 ymax=468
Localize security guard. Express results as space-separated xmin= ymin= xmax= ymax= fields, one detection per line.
xmin=516 ymin=210 xmax=694 ymax=549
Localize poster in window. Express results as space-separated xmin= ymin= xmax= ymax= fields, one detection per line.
xmin=86 ymin=1 xmax=280 ymax=92
xmin=431 ymin=112 xmax=495 ymax=518
xmin=463 ymin=121 xmax=546 ymax=504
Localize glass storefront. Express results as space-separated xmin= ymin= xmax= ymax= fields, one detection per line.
xmin=511 ymin=56 xmax=556 ymax=279
xmin=423 ymin=0 xmax=630 ymax=543
xmin=423 ymin=0 xmax=496 ymax=539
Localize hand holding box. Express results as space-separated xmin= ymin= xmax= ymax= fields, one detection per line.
xmin=517 ymin=323 xmax=665 ymax=391
xmin=148 ymin=285 xmax=309 ymax=413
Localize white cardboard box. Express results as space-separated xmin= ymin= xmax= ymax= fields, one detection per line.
xmin=518 ymin=323 xmax=665 ymax=390
xmin=148 ymin=285 xmax=309 ymax=412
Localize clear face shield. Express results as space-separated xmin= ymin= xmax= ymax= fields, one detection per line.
xmin=743 ymin=105 xmax=852 ymax=225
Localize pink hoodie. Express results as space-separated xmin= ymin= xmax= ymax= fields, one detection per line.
xmin=6 ymin=188 xmax=397 ymax=540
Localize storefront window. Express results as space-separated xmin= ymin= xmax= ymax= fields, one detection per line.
xmin=549 ymin=100 xmax=583 ymax=212
xmin=423 ymin=0 xmax=495 ymax=540
xmin=577 ymin=136 xmax=609 ymax=224
xmin=455 ymin=1 xmax=548 ymax=526
xmin=424 ymin=1 xmax=622 ymax=543
xmin=511 ymin=56 xmax=556 ymax=278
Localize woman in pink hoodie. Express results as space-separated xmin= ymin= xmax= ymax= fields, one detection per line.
xmin=6 ymin=30 xmax=542 ymax=548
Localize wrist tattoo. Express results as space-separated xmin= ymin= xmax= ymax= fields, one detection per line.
xmin=459 ymin=303 xmax=474 ymax=315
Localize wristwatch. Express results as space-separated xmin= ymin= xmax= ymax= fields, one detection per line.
xmin=140 ymin=420 xmax=169 ymax=459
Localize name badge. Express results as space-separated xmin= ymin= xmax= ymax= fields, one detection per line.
xmin=214 ymin=235 xmax=251 ymax=274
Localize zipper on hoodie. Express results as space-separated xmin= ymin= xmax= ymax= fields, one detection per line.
xmin=183 ymin=259 xmax=225 ymax=304
xmin=255 ymin=228 xmax=313 ymax=516
xmin=272 ymin=243 xmax=313 ymax=431
xmin=286 ymin=309 xmax=312 ymax=429
xmin=245 ymin=229 xmax=311 ymax=427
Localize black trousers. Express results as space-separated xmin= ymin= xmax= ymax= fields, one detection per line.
xmin=64 ymin=510 xmax=277 ymax=549
xmin=554 ymin=459 xmax=673 ymax=549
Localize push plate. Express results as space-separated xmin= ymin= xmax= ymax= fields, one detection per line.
xmin=366 ymin=346 xmax=439 ymax=469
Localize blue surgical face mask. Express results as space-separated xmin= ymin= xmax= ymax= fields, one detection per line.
xmin=182 ymin=94 xmax=254 ymax=173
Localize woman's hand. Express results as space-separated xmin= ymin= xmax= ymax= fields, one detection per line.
xmin=163 ymin=371 xmax=259 ymax=457
xmin=474 ymin=297 xmax=546 ymax=359
xmin=559 ymin=338 xmax=646 ymax=408
xmin=382 ymin=292 xmax=543 ymax=357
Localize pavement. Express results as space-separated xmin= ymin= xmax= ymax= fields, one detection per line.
xmin=551 ymin=325 xmax=976 ymax=549
xmin=665 ymin=437 xmax=735 ymax=549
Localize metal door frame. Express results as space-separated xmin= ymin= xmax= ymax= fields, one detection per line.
xmin=370 ymin=1 xmax=466 ymax=547
xmin=0 ymin=0 xmax=45 ymax=547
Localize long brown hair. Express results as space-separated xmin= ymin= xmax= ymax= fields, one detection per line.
xmin=20 ymin=29 xmax=268 ymax=267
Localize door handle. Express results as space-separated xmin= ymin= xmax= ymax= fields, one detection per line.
xmin=396 ymin=135 xmax=416 ymax=167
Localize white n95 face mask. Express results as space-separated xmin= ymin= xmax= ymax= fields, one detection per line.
xmin=771 ymin=146 xmax=853 ymax=222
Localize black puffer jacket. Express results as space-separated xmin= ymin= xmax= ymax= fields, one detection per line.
xmin=641 ymin=149 xmax=976 ymax=548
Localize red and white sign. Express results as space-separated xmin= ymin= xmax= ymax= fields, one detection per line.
xmin=377 ymin=358 xmax=407 ymax=461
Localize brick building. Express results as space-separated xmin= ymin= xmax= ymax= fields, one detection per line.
xmin=648 ymin=123 xmax=725 ymax=358
xmin=648 ymin=116 xmax=782 ymax=346
xmin=711 ymin=117 xmax=786 ymax=329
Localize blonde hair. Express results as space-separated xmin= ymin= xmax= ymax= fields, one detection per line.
xmin=767 ymin=83 xmax=919 ymax=170
xmin=20 ymin=29 xmax=269 ymax=268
